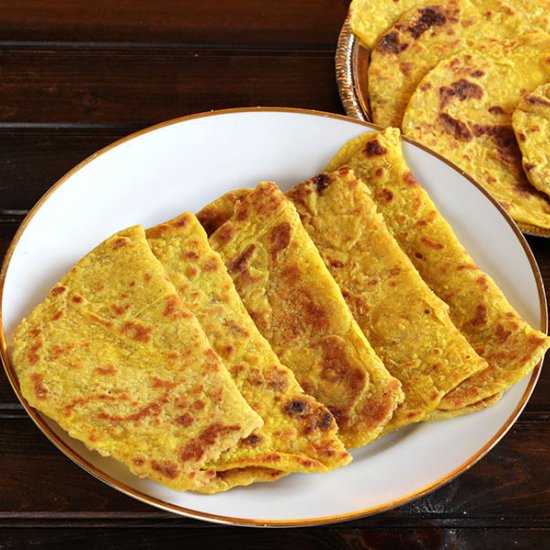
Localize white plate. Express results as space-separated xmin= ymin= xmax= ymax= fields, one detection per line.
xmin=0 ymin=108 xmax=546 ymax=527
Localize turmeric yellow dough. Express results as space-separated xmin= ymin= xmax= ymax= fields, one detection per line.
xmin=328 ymin=128 xmax=550 ymax=414
xmin=197 ymin=189 xmax=253 ymax=236
xmin=11 ymin=226 xmax=263 ymax=491
xmin=402 ymin=32 xmax=550 ymax=229
xmin=349 ymin=0 xmax=550 ymax=49
xmin=147 ymin=213 xmax=351 ymax=492
xmin=513 ymin=83 xmax=550 ymax=198
xmin=209 ymin=183 xmax=404 ymax=448
xmin=288 ymin=169 xmax=487 ymax=431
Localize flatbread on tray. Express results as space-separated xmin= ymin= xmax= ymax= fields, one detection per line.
xmin=367 ymin=0 xmax=548 ymax=127
xmin=208 ymin=182 xmax=404 ymax=448
xmin=147 ymin=213 xmax=351 ymax=493
xmin=513 ymin=83 xmax=550 ymax=198
xmin=288 ymin=168 xmax=487 ymax=431
xmin=11 ymin=225 xmax=263 ymax=491
xmin=401 ymin=31 xmax=550 ymax=229
xmin=327 ymin=128 xmax=550 ymax=414
xmin=349 ymin=0 xmax=550 ymax=50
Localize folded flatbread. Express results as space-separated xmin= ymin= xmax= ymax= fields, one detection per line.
xmin=327 ymin=128 xmax=550 ymax=414
xmin=147 ymin=213 xmax=351 ymax=492
xmin=208 ymin=182 xmax=404 ymax=448
xmin=288 ymin=168 xmax=487 ymax=430
xmin=401 ymin=31 xmax=550 ymax=229
xmin=11 ymin=225 xmax=263 ymax=491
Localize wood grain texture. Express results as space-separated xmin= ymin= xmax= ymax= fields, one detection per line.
xmin=0 ymin=50 xmax=341 ymax=126
xmin=1 ymin=0 xmax=349 ymax=47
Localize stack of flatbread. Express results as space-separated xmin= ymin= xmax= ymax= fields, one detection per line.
xmin=11 ymin=129 xmax=549 ymax=493
xmin=348 ymin=0 xmax=550 ymax=231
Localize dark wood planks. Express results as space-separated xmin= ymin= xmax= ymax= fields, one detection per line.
xmin=0 ymin=416 xmax=549 ymax=524
xmin=1 ymin=0 xmax=349 ymax=48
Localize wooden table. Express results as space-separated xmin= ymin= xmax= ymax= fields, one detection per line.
xmin=1 ymin=2 xmax=548 ymax=547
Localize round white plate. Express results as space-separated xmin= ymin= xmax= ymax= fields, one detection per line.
xmin=0 ymin=108 xmax=546 ymax=527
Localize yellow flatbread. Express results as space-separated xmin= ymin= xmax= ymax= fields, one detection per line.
xmin=288 ymin=168 xmax=487 ymax=431
xmin=401 ymin=32 xmax=550 ymax=229
xmin=513 ymin=83 xmax=550 ymax=197
xmin=146 ymin=213 xmax=351 ymax=491
xmin=209 ymin=182 xmax=404 ymax=448
xmin=327 ymin=128 xmax=550 ymax=412
xmin=349 ymin=0 xmax=550 ymax=49
xmin=11 ymin=226 xmax=263 ymax=491
xmin=367 ymin=0 xmax=547 ymax=127
xmin=197 ymin=189 xmax=253 ymax=237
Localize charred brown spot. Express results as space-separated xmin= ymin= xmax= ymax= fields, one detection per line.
xmin=364 ymin=140 xmax=388 ymax=157
xmin=517 ymin=132 xmax=526 ymax=142
xmin=133 ymin=457 xmax=145 ymax=466
xmin=163 ymin=295 xmax=180 ymax=318
xmin=476 ymin=276 xmax=489 ymax=291
xmin=98 ymin=401 xmax=162 ymax=423
xmin=193 ymin=399 xmax=205 ymax=410
xmin=524 ymin=163 xmax=536 ymax=172
xmin=488 ymin=106 xmax=505 ymax=115
xmin=285 ymin=400 xmax=306 ymax=415
xmin=404 ymin=171 xmax=419 ymax=186
xmin=52 ymin=311 xmax=63 ymax=321
xmin=215 ymin=224 xmax=235 ymax=243
xmin=229 ymin=244 xmax=256 ymax=273
xmin=414 ymin=252 xmax=424 ymax=259
xmin=173 ymin=216 xmax=188 ymax=227
xmin=525 ymin=94 xmax=550 ymax=107
xmin=470 ymin=70 xmax=485 ymax=78
xmin=184 ymin=250 xmax=200 ymax=260
xmin=421 ymin=237 xmax=444 ymax=250
xmin=377 ymin=188 xmax=394 ymax=202
xmin=27 ymin=341 xmax=42 ymax=365
xmin=378 ymin=31 xmax=408 ymax=54
xmin=319 ymin=412 xmax=334 ymax=430
xmin=268 ymin=222 xmax=292 ymax=260
xmin=203 ymin=257 xmax=219 ymax=271
xmin=242 ymin=433 xmax=263 ymax=447
xmin=96 ymin=365 xmax=116 ymax=375
xmin=471 ymin=304 xmax=488 ymax=326
xmin=439 ymin=113 xmax=472 ymax=141
xmin=495 ymin=324 xmax=512 ymax=343
xmin=408 ymin=7 xmax=446 ymax=38
xmin=112 ymin=238 xmax=128 ymax=250
xmin=72 ymin=295 xmax=83 ymax=304
xmin=179 ymin=423 xmax=241 ymax=463
xmin=51 ymin=285 xmax=66 ymax=296
xmin=151 ymin=460 xmax=178 ymax=479
xmin=331 ymin=259 xmax=344 ymax=268
xmin=31 ymin=373 xmax=48 ymax=399
xmin=143 ymin=272 xmax=152 ymax=282
xmin=111 ymin=304 xmax=130 ymax=316
xmin=175 ymin=413 xmax=194 ymax=427
xmin=439 ymin=79 xmax=483 ymax=108
xmin=121 ymin=320 xmax=152 ymax=343
xmin=472 ymin=124 xmax=517 ymax=165
xmin=313 ymin=173 xmax=333 ymax=193
xmin=375 ymin=167 xmax=384 ymax=176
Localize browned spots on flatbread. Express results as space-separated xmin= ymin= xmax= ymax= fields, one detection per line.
xmin=364 ymin=140 xmax=388 ymax=157
xmin=203 ymin=257 xmax=219 ymax=272
xmin=143 ymin=272 xmax=152 ymax=282
xmin=331 ymin=259 xmax=345 ymax=268
xmin=96 ymin=365 xmax=116 ymax=376
xmin=268 ymin=222 xmax=292 ymax=260
xmin=215 ymin=224 xmax=235 ymax=244
xmin=133 ymin=457 xmax=145 ymax=466
xmin=408 ymin=7 xmax=446 ymax=39
xmin=229 ymin=244 xmax=256 ymax=273
xmin=179 ymin=423 xmax=241 ymax=463
xmin=71 ymin=295 xmax=83 ymax=304
xmin=284 ymin=399 xmax=306 ymax=416
xmin=151 ymin=459 xmax=179 ymax=479
xmin=471 ymin=304 xmax=488 ymax=326
xmin=52 ymin=311 xmax=63 ymax=321
xmin=313 ymin=173 xmax=333 ymax=193
xmin=298 ymin=292 xmax=329 ymax=331
xmin=98 ymin=401 xmax=162 ymax=423
xmin=50 ymin=285 xmax=66 ymax=297
xmin=525 ymin=94 xmax=550 ymax=107
xmin=193 ymin=399 xmax=205 ymax=410
xmin=378 ymin=31 xmax=409 ymax=54
xmin=30 ymin=373 xmax=48 ymax=399
xmin=255 ymin=184 xmax=285 ymax=215
xmin=471 ymin=124 xmax=517 ymax=165
xmin=241 ymin=433 xmax=264 ymax=447
xmin=495 ymin=324 xmax=512 ymax=343
xmin=175 ymin=413 xmax=194 ymax=427
xmin=377 ymin=188 xmax=394 ymax=202
xmin=88 ymin=312 xmax=113 ymax=329
xmin=470 ymin=70 xmax=485 ymax=78
xmin=404 ymin=171 xmax=419 ymax=186
xmin=111 ymin=304 xmax=130 ymax=316
xmin=121 ymin=320 xmax=152 ymax=343
xmin=524 ymin=163 xmax=536 ymax=171
xmin=488 ymin=106 xmax=505 ymax=115
xmin=112 ymin=238 xmax=128 ymax=250
xmin=162 ymin=295 xmax=180 ymax=318
xmin=439 ymin=113 xmax=473 ymax=141
xmin=476 ymin=276 xmax=489 ymax=291
xmin=184 ymin=250 xmax=200 ymax=260
xmin=439 ymin=79 xmax=483 ymax=108
xmin=421 ymin=236 xmax=445 ymax=250
xmin=421 ymin=82 xmax=432 ymax=92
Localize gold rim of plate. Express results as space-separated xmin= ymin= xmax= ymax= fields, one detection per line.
xmin=0 ymin=107 xmax=547 ymax=527
xmin=335 ymin=17 xmax=550 ymax=239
